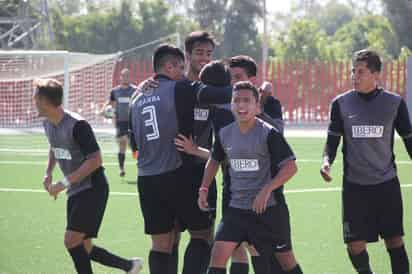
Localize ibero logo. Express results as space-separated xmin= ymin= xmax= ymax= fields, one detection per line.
xmin=352 ymin=125 xmax=384 ymax=138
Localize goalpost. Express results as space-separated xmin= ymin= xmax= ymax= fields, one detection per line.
xmin=0 ymin=50 xmax=118 ymax=128
xmin=0 ymin=33 xmax=181 ymax=129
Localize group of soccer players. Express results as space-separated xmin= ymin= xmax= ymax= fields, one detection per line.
xmin=34 ymin=29 xmax=412 ymax=274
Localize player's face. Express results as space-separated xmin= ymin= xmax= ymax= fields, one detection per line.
xmin=231 ymin=89 xmax=259 ymax=123
xmin=187 ymin=42 xmax=214 ymax=75
xmin=32 ymin=92 xmax=46 ymax=117
xmin=230 ymin=67 xmax=250 ymax=85
xmin=169 ymin=60 xmax=185 ymax=81
xmin=120 ymin=71 xmax=130 ymax=85
xmin=351 ymin=61 xmax=379 ymax=93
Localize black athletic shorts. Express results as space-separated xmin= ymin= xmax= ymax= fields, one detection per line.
xmin=66 ymin=183 xmax=109 ymax=238
xmin=138 ymin=166 xmax=213 ymax=235
xmin=342 ymin=177 xmax=404 ymax=243
xmin=215 ymin=204 xmax=292 ymax=258
xmin=115 ymin=121 xmax=129 ymax=138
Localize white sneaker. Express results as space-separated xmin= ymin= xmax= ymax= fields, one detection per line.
xmin=127 ymin=257 xmax=143 ymax=274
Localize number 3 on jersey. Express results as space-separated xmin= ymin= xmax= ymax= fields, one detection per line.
xmin=142 ymin=105 xmax=160 ymax=141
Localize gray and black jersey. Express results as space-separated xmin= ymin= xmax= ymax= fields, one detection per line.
xmin=193 ymin=103 xmax=213 ymax=163
xmin=110 ymin=84 xmax=137 ymax=122
xmin=129 ymin=74 xmax=232 ymax=176
xmin=327 ymin=88 xmax=412 ymax=186
xmin=212 ymin=118 xmax=295 ymax=210
xmin=43 ymin=110 xmax=106 ymax=197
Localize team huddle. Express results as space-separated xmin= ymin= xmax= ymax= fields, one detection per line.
xmin=34 ymin=31 xmax=412 ymax=274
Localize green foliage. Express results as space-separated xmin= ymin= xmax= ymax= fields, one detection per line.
xmin=381 ymin=0 xmax=412 ymax=51
xmin=330 ymin=15 xmax=400 ymax=60
xmin=274 ymin=19 xmax=329 ymax=61
xmin=316 ymin=0 xmax=354 ymax=35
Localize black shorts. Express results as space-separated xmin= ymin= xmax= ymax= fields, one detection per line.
xmin=342 ymin=177 xmax=404 ymax=243
xmin=115 ymin=121 xmax=129 ymax=138
xmin=215 ymin=204 xmax=292 ymax=258
xmin=138 ymin=167 xmax=213 ymax=235
xmin=66 ymin=183 xmax=109 ymax=238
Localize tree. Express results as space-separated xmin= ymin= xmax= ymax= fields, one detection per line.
xmin=317 ymin=0 xmax=354 ymax=35
xmin=381 ymin=0 xmax=412 ymax=50
xmin=222 ymin=0 xmax=262 ymax=60
xmin=330 ymin=15 xmax=400 ymax=60
xmin=274 ymin=19 xmax=329 ymax=61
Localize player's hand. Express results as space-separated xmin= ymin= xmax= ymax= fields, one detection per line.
xmin=138 ymin=78 xmax=159 ymax=93
xmin=132 ymin=150 xmax=138 ymax=159
xmin=253 ymin=185 xmax=272 ymax=215
xmin=48 ymin=182 xmax=65 ymax=200
xmin=43 ymin=174 xmax=52 ymax=191
xmin=320 ymin=161 xmax=332 ymax=182
xmin=198 ymin=188 xmax=209 ymax=211
xmin=174 ymin=134 xmax=197 ymax=155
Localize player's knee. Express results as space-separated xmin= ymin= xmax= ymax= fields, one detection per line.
xmin=64 ymin=231 xmax=84 ymax=249
xmin=210 ymin=245 xmax=231 ymax=267
xmin=384 ymin=236 xmax=404 ymax=249
xmin=232 ymin=244 xmax=249 ymax=263
xmin=347 ymin=241 xmax=367 ymax=255
xmin=245 ymin=243 xmax=258 ymax=256
xmin=151 ymin=236 xmax=174 ymax=253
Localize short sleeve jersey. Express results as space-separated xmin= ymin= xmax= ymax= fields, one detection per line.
xmin=212 ymin=118 xmax=295 ymax=209
xmin=110 ymin=84 xmax=137 ymax=122
xmin=328 ymin=88 xmax=412 ymax=185
xmin=43 ymin=111 xmax=105 ymax=197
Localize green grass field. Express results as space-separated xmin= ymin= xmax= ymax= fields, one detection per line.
xmin=0 ymin=133 xmax=411 ymax=274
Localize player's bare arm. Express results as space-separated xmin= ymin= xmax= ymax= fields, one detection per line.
xmin=253 ymin=159 xmax=297 ymax=214
xmin=48 ymin=151 xmax=102 ymax=198
xmin=43 ymin=147 xmax=56 ymax=191
xmin=198 ymin=158 xmax=220 ymax=211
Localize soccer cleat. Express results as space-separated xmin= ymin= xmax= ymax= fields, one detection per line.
xmin=127 ymin=257 xmax=143 ymax=274
xmin=120 ymin=170 xmax=126 ymax=177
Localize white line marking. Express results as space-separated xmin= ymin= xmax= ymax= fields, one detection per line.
xmin=1 ymin=185 xmax=412 ymax=195
xmin=1 ymin=159 xmax=411 ymax=165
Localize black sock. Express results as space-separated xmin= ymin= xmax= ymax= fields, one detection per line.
xmin=68 ymin=244 xmax=93 ymax=274
xmin=251 ymin=256 xmax=269 ymax=274
xmin=182 ymin=238 xmax=211 ymax=274
xmin=169 ymin=244 xmax=179 ymax=274
xmin=270 ymin=257 xmax=285 ymax=274
xmin=208 ymin=267 xmax=226 ymax=274
xmin=388 ymin=245 xmax=410 ymax=274
xmin=285 ymin=264 xmax=303 ymax=274
xmin=89 ymin=245 xmax=132 ymax=271
xmin=230 ymin=262 xmax=249 ymax=274
xmin=118 ymin=153 xmax=125 ymax=170
xmin=348 ymin=249 xmax=373 ymax=274
xmin=149 ymin=250 xmax=171 ymax=274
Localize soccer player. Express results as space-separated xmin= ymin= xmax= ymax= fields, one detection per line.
xmin=199 ymin=81 xmax=303 ymax=274
xmin=101 ymin=68 xmax=137 ymax=177
xmin=320 ymin=49 xmax=412 ymax=274
xmin=34 ymin=78 xmax=142 ymax=274
xmin=129 ymin=44 xmax=232 ymax=274
xmin=229 ymin=55 xmax=284 ymax=133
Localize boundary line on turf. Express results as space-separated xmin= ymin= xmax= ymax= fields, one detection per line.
xmin=1 ymin=159 xmax=412 ymax=165
xmin=1 ymin=184 xmax=412 ymax=195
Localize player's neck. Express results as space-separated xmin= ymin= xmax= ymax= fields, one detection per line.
xmin=186 ymin=70 xmax=199 ymax=81
xmin=238 ymin=118 xmax=257 ymax=134
xmin=48 ymin=107 xmax=65 ymax=125
xmin=120 ymin=83 xmax=129 ymax=88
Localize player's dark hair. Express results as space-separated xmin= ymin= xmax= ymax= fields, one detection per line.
xmin=199 ymin=60 xmax=231 ymax=86
xmin=185 ymin=31 xmax=216 ymax=54
xmin=34 ymin=78 xmax=63 ymax=107
xmin=353 ymin=49 xmax=382 ymax=73
xmin=233 ymin=81 xmax=259 ymax=102
xmin=229 ymin=55 xmax=257 ymax=77
xmin=153 ymin=44 xmax=185 ymax=73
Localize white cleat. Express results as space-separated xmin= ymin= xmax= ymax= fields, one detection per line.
xmin=127 ymin=257 xmax=143 ymax=274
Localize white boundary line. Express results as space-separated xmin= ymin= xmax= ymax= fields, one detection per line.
xmin=1 ymin=160 xmax=411 ymax=165
xmin=1 ymin=184 xmax=412 ymax=195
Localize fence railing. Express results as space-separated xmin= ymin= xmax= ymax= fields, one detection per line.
xmin=115 ymin=59 xmax=408 ymax=124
